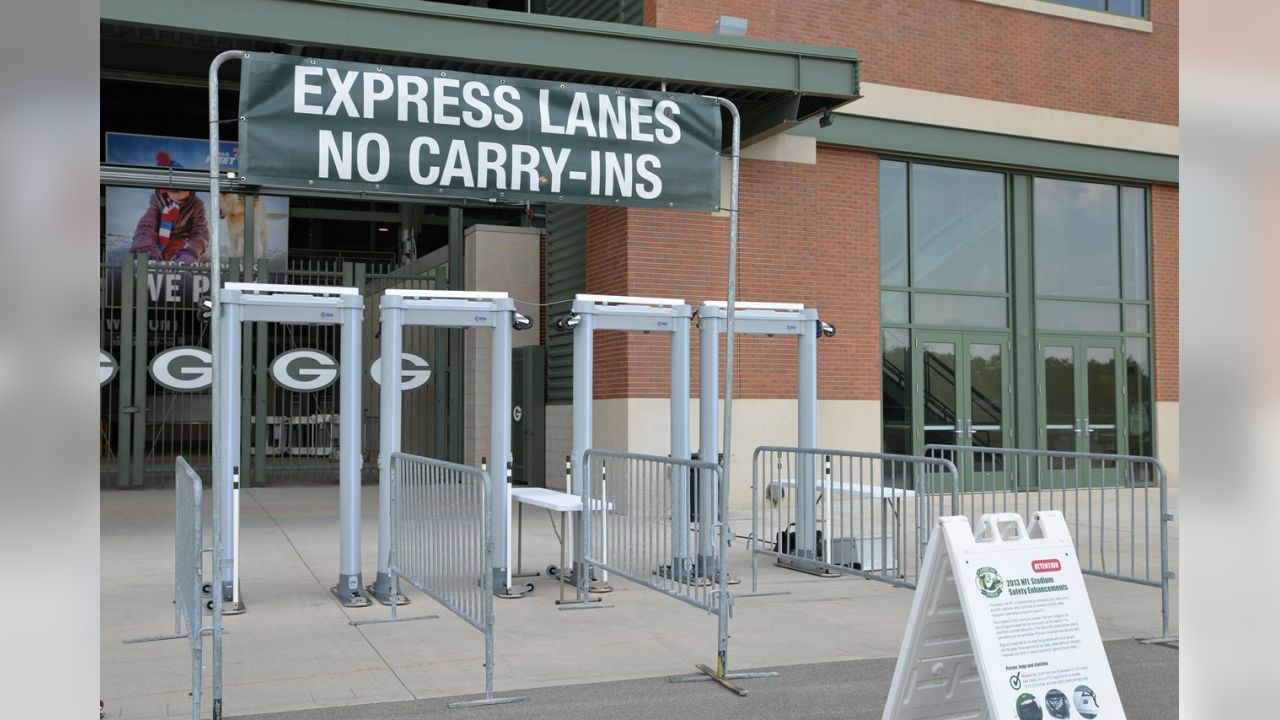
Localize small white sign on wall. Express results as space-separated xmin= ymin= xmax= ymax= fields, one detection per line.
xmin=882 ymin=511 xmax=1125 ymax=720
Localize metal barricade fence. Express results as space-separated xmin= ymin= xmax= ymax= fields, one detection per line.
xmin=174 ymin=456 xmax=219 ymax=720
xmin=580 ymin=450 xmax=769 ymax=693
xmin=923 ymin=444 xmax=1174 ymax=642
xmin=751 ymin=447 xmax=960 ymax=591
xmin=581 ymin=450 xmax=722 ymax=611
xmin=387 ymin=453 xmax=526 ymax=708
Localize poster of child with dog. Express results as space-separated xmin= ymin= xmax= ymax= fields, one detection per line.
xmin=103 ymin=132 xmax=289 ymax=269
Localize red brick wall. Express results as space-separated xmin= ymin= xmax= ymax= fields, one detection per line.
xmin=1151 ymin=183 xmax=1178 ymax=402
xmin=586 ymin=147 xmax=880 ymax=401
xmin=648 ymin=0 xmax=1178 ymax=126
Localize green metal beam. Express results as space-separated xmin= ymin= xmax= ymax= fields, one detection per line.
xmin=740 ymin=94 xmax=804 ymax=147
xmin=802 ymin=115 xmax=1178 ymax=184
xmin=101 ymin=0 xmax=860 ymax=100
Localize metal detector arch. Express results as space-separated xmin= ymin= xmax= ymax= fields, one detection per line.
xmin=375 ymin=289 xmax=532 ymax=599
xmin=697 ymin=300 xmax=834 ymax=575
xmin=553 ymin=294 xmax=693 ymax=581
xmin=216 ymin=282 xmax=367 ymax=608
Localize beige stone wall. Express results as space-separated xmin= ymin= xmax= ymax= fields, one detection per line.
xmin=544 ymin=404 xmax=573 ymax=491
xmin=462 ymin=224 xmax=542 ymax=469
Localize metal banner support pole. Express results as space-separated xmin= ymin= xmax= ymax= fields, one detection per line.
xmin=207 ymin=48 xmax=240 ymax=720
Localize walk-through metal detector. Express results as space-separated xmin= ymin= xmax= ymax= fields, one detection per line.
xmin=373 ymin=289 xmax=531 ymax=601
xmin=697 ymin=301 xmax=834 ymax=576
xmin=216 ymin=282 xmax=367 ymax=608
xmin=555 ymin=294 xmax=694 ymax=583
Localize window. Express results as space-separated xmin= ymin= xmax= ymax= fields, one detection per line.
xmin=1032 ymin=177 xmax=1150 ymax=337
xmin=879 ymin=159 xmax=1010 ymax=331
xmin=1045 ymin=0 xmax=1145 ymax=18
xmin=880 ymin=157 xmax=1157 ymax=458
xmin=911 ymin=164 xmax=1007 ymax=293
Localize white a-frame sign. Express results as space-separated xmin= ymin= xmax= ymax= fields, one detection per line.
xmin=883 ymin=511 xmax=1125 ymax=720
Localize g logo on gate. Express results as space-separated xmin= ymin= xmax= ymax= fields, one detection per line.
xmin=101 ymin=350 xmax=119 ymax=387
xmin=149 ymin=346 xmax=213 ymax=392
xmin=271 ymin=349 xmax=339 ymax=392
xmin=370 ymin=353 xmax=432 ymax=391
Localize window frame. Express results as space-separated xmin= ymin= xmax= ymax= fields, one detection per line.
xmin=1041 ymin=0 xmax=1148 ymax=21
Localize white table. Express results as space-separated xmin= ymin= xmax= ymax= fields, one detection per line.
xmin=766 ymin=478 xmax=915 ymax=571
xmin=510 ymin=487 xmax=609 ymax=604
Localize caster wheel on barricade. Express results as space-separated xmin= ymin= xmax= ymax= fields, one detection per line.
xmin=546 ymin=563 xmax=559 ymax=578
xmin=524 ymin=581 xmax=536 ymax=594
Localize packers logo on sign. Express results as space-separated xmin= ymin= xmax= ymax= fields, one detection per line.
xmin=149 ymin=346 xmax=213 ymax=392
xmin=976 ymin=566 xmax=1003 ymax=599
xmin=271 ymin=349 xmax=339 ymax=392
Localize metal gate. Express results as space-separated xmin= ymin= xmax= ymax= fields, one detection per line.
xmin=100 ymin=255 xmax=460 ymax=487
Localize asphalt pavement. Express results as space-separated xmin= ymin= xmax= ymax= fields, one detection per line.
xmin=235 ymin=639 xmax=1178 ymax=720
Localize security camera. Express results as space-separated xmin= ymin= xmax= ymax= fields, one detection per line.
xmin=819 ymin=321 xmax=836 ymax=338
xmin=553 ymin=313 xmax=581 ymax=332
xmin=512 ymin=313 xmax=533 ymax=331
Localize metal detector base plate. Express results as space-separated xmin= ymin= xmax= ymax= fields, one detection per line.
xmin=447 ymin=695 xmax=528 ymax=708
xmin=655 ymin=566 xmax=713 ymax=586
xmin=561 ymin=571 xmax=612 ymax=593
xmin=365 ymin=585 xmax=410 ymax=606
xmin=331 ymin=587 xmax=373 ymax=608
xmin=775 ymin=558 xmax=841 ymax=578
xmin=495 ymin=588 xmax=527 ymax=599
xmin=221 ymin=598 xmax=247 ymax=616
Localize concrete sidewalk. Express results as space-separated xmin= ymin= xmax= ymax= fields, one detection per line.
xmin=101 ymin=485 xmax=1178 ymax=720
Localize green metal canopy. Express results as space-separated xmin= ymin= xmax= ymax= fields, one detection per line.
xmin=100 ymin=0 xmax=861 ymax=147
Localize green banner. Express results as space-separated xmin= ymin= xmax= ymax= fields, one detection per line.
xmin=238 ymin=53 xmax=723 ymax=211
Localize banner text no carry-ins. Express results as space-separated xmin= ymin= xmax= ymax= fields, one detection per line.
xmin=238 ymin=54 xmax=723 ymax=211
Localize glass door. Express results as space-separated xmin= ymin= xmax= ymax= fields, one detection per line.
xmin=913 ymin=331 xmax=1013 ymax=490
xmin=1037 ymin=336 xmax=1126 ymax=486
